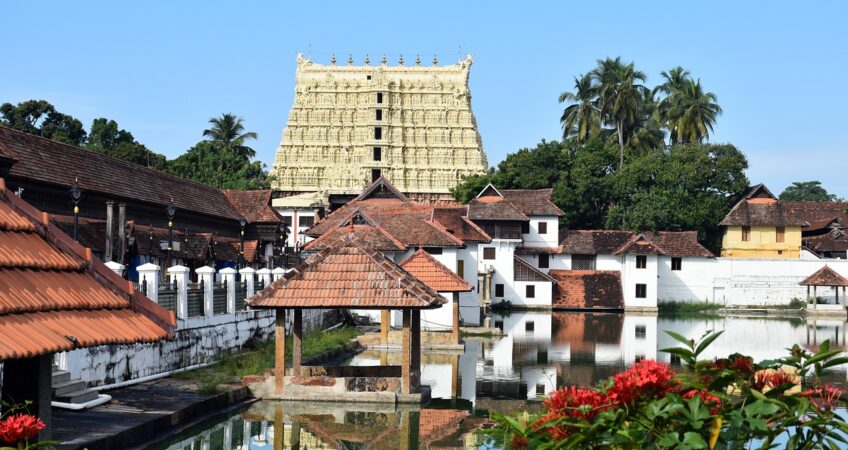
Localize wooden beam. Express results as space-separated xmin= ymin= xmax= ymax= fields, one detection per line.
xmin=293 ymin=309 xmax=303 ymax=374
xmin=273 ymin=403 xmax=284 ymax=449
xmin=381 ymin=310 xmax=390 ymax=345
xmin=402 ymin=309 xmax=411 ymax=395
xmin=275 ymin=308 xmax=287 ymax=395
xmin=411 ymin=309 xmax=420 ymax=392
xmin=452 ymin=293 xmax=460 ymax=345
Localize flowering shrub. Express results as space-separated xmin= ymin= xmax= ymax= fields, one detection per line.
xmin=0 ymin=402 xmax=53 ymax=450
xmin=486 ymin=331 xmax=848 ymax=449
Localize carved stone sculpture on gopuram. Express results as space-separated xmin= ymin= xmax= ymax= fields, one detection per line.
xmin=271 ymin=53 xmax=489 ymax=204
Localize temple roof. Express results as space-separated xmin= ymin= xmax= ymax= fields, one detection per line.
xmin=799 ymin=266 xmax=848 ymax=287
xmin=223 ymin=189 xmax=281 ymax=223
xmin=399 ymin=249 xmax=472 ymax=293
xmin=248 ymin=236 xmax=445 ymax=309
xmin=0 ymin=178 xmax=174 ymax=360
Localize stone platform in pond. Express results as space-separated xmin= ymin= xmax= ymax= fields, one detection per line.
xmin=246 ymin=365 xmax=431 ymax=404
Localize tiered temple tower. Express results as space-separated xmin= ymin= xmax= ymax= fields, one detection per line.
xmin=271 ymin=53 xmax=488 ymax=206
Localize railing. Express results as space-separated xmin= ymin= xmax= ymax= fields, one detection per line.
xmin=158 ymin=280 xmax=178 ymax=313
xmin=255 ymin=279 xmax=265 ymax=292
xmin=187 ymin=282 xmax=205 ymax=317
xmin=213 ymin=281 xmax=228 ymax=315
xmin=235 ymin=281 xmax=247 ymax=312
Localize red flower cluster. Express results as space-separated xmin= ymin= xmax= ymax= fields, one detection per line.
xmin=683 ymin=389 xmax=722 ymax=414
xmin=802 ymin=385 xmax=844 ymax=411
xmin=607 ymin=359 xmax=675 ymax=405
xmin=0 ymin=414 xmax=45 ymax=444
xmin=752 ymin=369 xmax=797 ymax=392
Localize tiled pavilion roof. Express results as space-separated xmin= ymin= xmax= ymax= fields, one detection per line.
xmin=223 ymin=189 xmax=281 ymax=223
xmin=799 ymin=266 xmax=848 ymax=287
xmin=399 ymin=249 xmax=472 ymax=293
xmin=248 ymin=236 xmax=445 ymax=309
xmin=0 ymin=178 xmax=174 ymax=360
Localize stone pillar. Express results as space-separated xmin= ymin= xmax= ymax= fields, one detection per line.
xmin=275 ymin=309 xmax=287 ymax=395
xmin=257 ymin=268 xmax=272 ymax=289
xmin=272 ymin=267 xmax=287 ymax=281
xmin=240 ymin=267 xmax=256 ymax=296
xmin=137 ymin=262 xmax=160 ymax=302
xmin=293 ymin=309 xmax=303 ymax=374
xmin=104 ymin=261 xmax=125 ymax=277
xmin=117 ymin=202 xmax=126 ymax=263
xmin=2 ymin=354 xmax=53 ymax=441
xmin=411 ymin=309 xmax=421 ymax=391
xmin=196 ymin=266 xmax=216 ymax=316
xmin=220 ymin=268 xmax=237 ymax=314
xmin=168 ymin=265 xmax=190 ymax=320
xmin=402 ymin=309 xmax=412 ymax=394
xmin=452 ymin=292 xmax=460 ymax=345
xmin=105 ymin=200 xmax=114 ymax=262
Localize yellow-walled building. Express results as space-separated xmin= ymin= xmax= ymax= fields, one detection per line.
xmin=720 ymin=184 xmax=806 ymax=259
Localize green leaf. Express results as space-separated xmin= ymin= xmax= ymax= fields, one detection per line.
xmin=694 ymin=330 xmax=724 ymax=357
xmin=682 ymin=432 xmax=709 ymax=449
xmin=666 ymin=330 xmax=695 ymax=349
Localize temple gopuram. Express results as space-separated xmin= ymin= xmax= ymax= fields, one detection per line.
xmin=271 ymin=53 xmax=488 ymax=209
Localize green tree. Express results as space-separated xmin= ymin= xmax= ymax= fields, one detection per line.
xmin=779 ymin=181 xmax=839 ymax=201
xmin=168 ymin=141 xmax=271 ymax=190
xmin=591 ymin=57 xmax=650 ymax=168
xmin=202 ymin=113 xmax=258 ymax=159
xmin=449 ymin=172 xmax=494 ymax=204
xmin=559 ymin=73 xmax=600 ymax=143
xmin=663 ymin=79 xmax=722 ymax=144
xmin=1 ymin=99 xmax=87 ymax=146
xmin=553 ymin=137 xmax=618 ymax=229
xmin=86 ymin=118 xmax=167 ymax=170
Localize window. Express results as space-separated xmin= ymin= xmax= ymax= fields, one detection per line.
xmin=525 ymin=321 xmax=535 ymax=332
xmin=494 ymin=320 xmax=504 ymax=331
xmin=424 ymin=247 xmax=442 ymax=255
xmin=371 ymin=169 xmax=381 ymax=182
xmin=374 ymin=127 xmax=382 ymax=140
xmin=457 ymin=259 xmax=464 ymax=279
xmin=483 ymin=247 xmax=496 ymax=260
xmin=635 ymin=283 xmax=647 ymax=299
xmin=635 ymin=354 xmax=645 ymax=363
xmin=538 ymin=222 xmax=548 ymax=234
xmin=671 ymin=257 xmax=682 ymax=271
xmin=539 ymin=254 xmax=549 ymax=269
xmin=635 ymin=325 xmax=646 ymax=339
xmin=373 ymin=147 xmax=382 ymax=161
xmin=776 ymin=227 xmax=785 ymax=243
xmin=537 ymin=351 xmax=548 ymax=365
xmin=298 ymin=216 xmax=314 ymax=228
xmin=375 ymin=109 xmax=382 ymax=121
xmin=742 ymin=226 xmax=751 ymax=242
xmin=536 ymin=383 xmax=546 ymax=396
xmin=281 ymin=216 xmax=293 ymax=226
xmin=376 ymin=92 xmax=383 ymax=103
xmin=636 ymin=255 xmax=647 ymax=269
xmin=670 ymin=354 xmax=682 ymax=366
xmin=366 ymin=75 xmax=372 ymax=80
xmin=521 ymin=222 xmax=530 ymax=234
xmin=495 ymin=283 xmax=504 ymax=297
xmin=571 ymin=254 xmax=596 ymax=270
xmin=526 ymin=285 xmax=535 ymax=298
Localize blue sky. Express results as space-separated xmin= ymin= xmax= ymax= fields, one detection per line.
xmin=2 ymin=1 xmax=847 ymax=197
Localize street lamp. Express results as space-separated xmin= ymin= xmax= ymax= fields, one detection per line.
xmin=147 ymin=225 xmax=154 ymax=258
xmin=166 ymin=199 xmax=176 ymax=268
xmin=69 ymin=178 xmax=83 ymax=241
xmin=239 ymin=216 xmax=247 ymax=269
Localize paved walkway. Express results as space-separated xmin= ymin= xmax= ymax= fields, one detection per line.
xmin=52 ymin=378 xmax=250 ymax=450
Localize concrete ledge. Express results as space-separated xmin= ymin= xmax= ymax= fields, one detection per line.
xmin=246 ymin=375 xmax=431 ymax=404
xmin=624 ymin=306 xmax=659 ymax=313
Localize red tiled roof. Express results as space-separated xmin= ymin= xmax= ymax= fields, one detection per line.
xmin=0 ymin=125 xmax=240 ymax=221
xmin=613 ymin=234 xmax=666 ymax=255
xmin=468 ymin=196 xmax=528 ymax=222
xmin=304 ymin=224 xmax=406 ymax=252
xmin=643 ymin=231 xmax=714 ymax=258
xmin=0 ymin=178 xmax=174 ymax=360
xmin=399 ymin=249 xmax=472 ymax=292
xmin=799 ymin=266 xmax=848 ymax=287
xmin=550 ymin=270 xmax=624 ymax=309
xmin=243 ymin=239 xmax=258 ymax=262
xmin=559 ymin=230 xmax=636 ymax=255
xmin=353 ymin=176 xmax=409 ymax=202
xmin=783 ymin=201 xmax=848 ymax=231
xmin=559 ymin=230 xmax=714 ymax=257
xmin=501 ymin=189 xmax=564 ymax=217
xmin=431 ymin=206 xmax=491 ymax=242
xmin=806 ymin=229 xmax=848 ymax=253
xmin=248 ymin=236 xmax=445 ymax=309
xmin=515 ymin=245 xmax=562 ymax=254
xmin=719 ymin=199 xmax=809 ymax=227
xmin=223 ymin=190 xmax=281 ymax=223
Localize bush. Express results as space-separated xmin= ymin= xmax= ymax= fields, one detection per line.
xmin=485 ymin=331 xmax=848 ymax=449
xmin=658 ymin=301 xmax=722 ymax=313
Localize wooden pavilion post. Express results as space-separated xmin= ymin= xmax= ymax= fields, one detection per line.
xmin=452 ymin=293 xmax=460 ymax=345
xmin=293 ymin=309 xmax=303 ymax=374
xmin=814 ymin=286 xmax=818 ymax=310
xmin=381 ymin=310 xmax=390 ymax=345
xmin=411 ymin=310 xmax=421 ymax=392
xmin=401 ymin=309 xmax=412 ymax=394
xmin=273 ymin=403 xmax=284 ymax=449
xmin=275 ymin=308 xmax=287 ymax=395
xmin=836 ymin=285 xmax=840 ymax=305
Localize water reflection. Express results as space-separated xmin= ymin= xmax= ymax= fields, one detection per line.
xmin=150 ymin=312 xmax=848 ymax=448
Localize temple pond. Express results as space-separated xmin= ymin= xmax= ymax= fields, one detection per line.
xmin=147 ymin=311 xmax=848 ymax=449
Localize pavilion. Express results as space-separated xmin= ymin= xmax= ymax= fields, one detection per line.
xmin=800 ymin=265 xmax=848 ymax=312
xmin=247 ymin=236 xmax=451 ymax=403
xmin=0 ymin=178 xmax=175 ymax=439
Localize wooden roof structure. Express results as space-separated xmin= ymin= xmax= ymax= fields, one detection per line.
xmin=799 ymin=266 xmax=848 ymax=287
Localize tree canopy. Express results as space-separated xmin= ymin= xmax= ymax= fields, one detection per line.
xmin=86 ymin=118 xmax=168 ymax=170
xmin=1 ymin=99 xmax=87 ymax=146
xmin=779 ymin=181 xmax=840 ymax=202
xmin=168 ymin=141 xmax=271 ymax=190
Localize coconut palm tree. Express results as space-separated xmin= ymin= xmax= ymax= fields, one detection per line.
xmin=665 ymin=79 xmax=722 ymax=144
xmin=202 ymin=113 xmax=258 ymax=159
xmin=654 ymin=66 xmax=691 ymax=97
xmin=590 ymin=57 xmax=650 ymax=168
xmin=559 ymin=73 xmax=600 ymax=142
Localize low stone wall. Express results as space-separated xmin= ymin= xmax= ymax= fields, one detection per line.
xmin=66 ymin=308 xmax=340 ymax=388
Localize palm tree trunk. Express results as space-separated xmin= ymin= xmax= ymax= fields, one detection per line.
xmin=617 ymin=121 xmax=625 ymax=169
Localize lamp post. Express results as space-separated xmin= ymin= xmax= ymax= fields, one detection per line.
xmin=239 ymin=216 xmax=246 ymax=269
xmin=166 ymin=199 xmax=176 ymax=268
xmin=147 ymin=225 xmax=154 ymax=259
xmin=69 ymin=178 xmax=83 ymax=241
